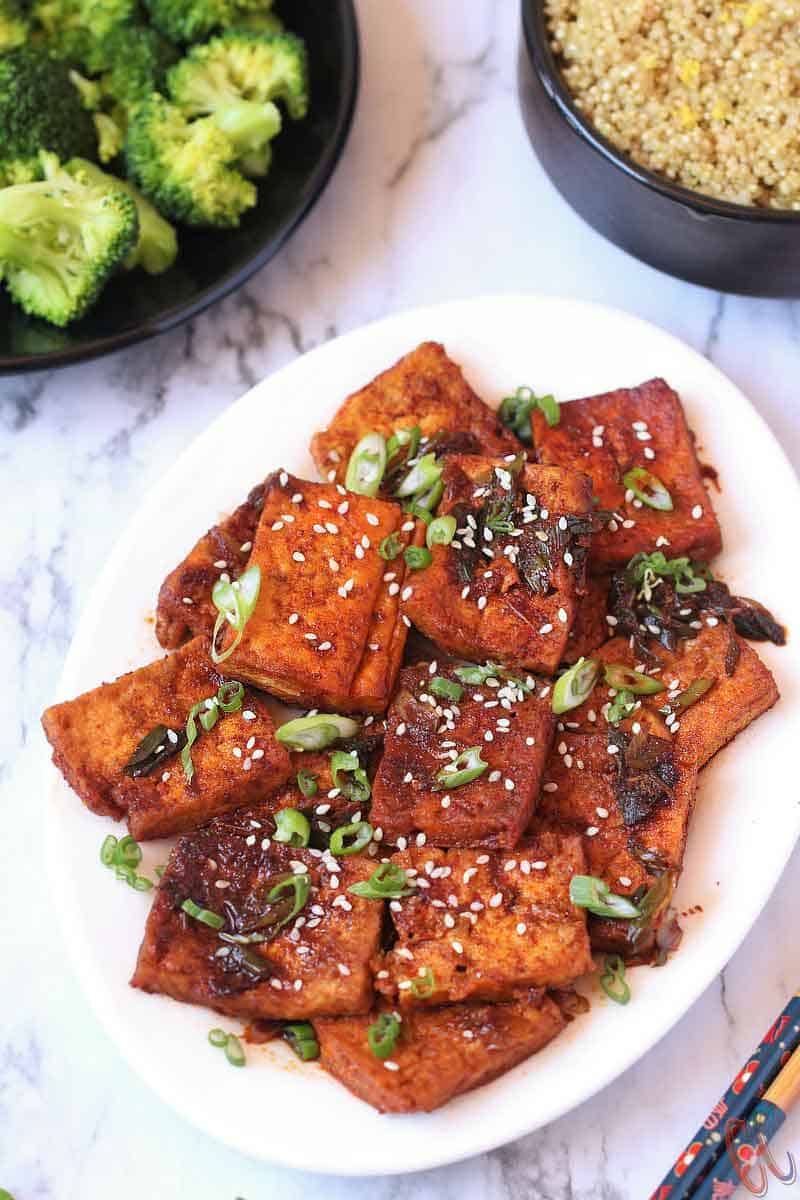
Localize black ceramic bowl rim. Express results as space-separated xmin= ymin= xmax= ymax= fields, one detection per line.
xmin=522 ymin=0 xmax=800 ymax=228
xmin=1 ymin=3 xmax=359 ymax=375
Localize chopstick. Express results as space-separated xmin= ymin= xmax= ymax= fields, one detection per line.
xmin=651 ymin=993 xmax=800 ymax=1198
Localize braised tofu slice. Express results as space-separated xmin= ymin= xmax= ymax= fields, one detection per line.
xmin=155 ymin=481 xmax=265 ymax=650
xmin=132 ymin=824 xmax=382 ymax=1020
xmin=316 ymin=990 xmax=565 ymax=1113
xmin=531 ymin=730 xmax=697 ymax=956
xmin=220 ymin=471 xmax=409 ymax=713
xmin=532 ymin=379 xmax=722 ymax=570
xmin=369 ymin=662 xmax=554 ymax=849
xmin=562 ymin=575 xmax=610 ymax=665
xmin=41 ymin=636 xmax=291 ymax=840
xmin=310 ymin=341 xmax=521 ymax=487
xmin=375 ymin=834 xmax=592 ymax=1007
xmin=401 ymin=455 xmax=594 ymax=673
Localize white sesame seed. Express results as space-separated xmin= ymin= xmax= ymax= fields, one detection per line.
xmin=292 ymin=551 xmax=305 ymax=563
xmin=692 ymin=504 xmax=703 ymax=519
xmin=543 ymin=782 xmax=558 ymax=792
xmin=539 ymin=622 xmax=553 ymax=634
xmin=504 ymin=778 xmax=515 ymax=791
xmin=384 ymin=1061 xmax=400 ymax=1071
xmin=242 ymin=710 xmax=256 ymax=721
xmin=532 ymin=860 xmax=547 ymax=870
xmin=586 ymin=826 xmax=599 ymax=837
xmin=451 ymin=940 xmax=464 ymax=954
xmin=607 ymin=743 xmax=620 ymax=755
xmin=596 ymin=806 xmax=609 ymax=818
xmin=402 ymin=586 xmax=413 ymax=601
xmin=516 ymin=922 xmax=527 ymax=935
xmin=619 ymin=876 xmax=632 ymax=887
xmin=477 ymin=596 xmax=488 ymax=611
xmin=396 ymin=723 xmax=406 ymax=737
xmin=161 ymin=771 xmax=170 ymax=782
xmin=416 ymin=832 xmax=427 ymax=847
xmin=489 ymin=892 xmax=503 ymax=908
xmin=182 ymin=596 xmax=193 ymax=605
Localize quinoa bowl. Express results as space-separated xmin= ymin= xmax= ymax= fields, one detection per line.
xmin=518 ymin=0 xmax=800 ymax=297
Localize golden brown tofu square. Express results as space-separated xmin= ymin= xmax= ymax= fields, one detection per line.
xmin=220 ymin=471 xmax=409 ymax=713
xmin=316 ymin=990 xmax=566 ymax=1113
xmin=132 ymin=821 xmax=383 ymax=1020
xmin=374 ymin=834 xmax=593 ymax=1007
xmin=532 ymin=379 xmax=722 ymax=570
xmin=310 ymin=341 xmax=521 ymax=487
xmin=369 ymin=662 xmax=555 ymax=848
xmin=562 ymin=575 xmax=610 ymax=665
xmin=155 ymin=481 xmax=265 ymax=650
xmin=401 ymin=455 xmax=594 ymax=673
xmin=41 ymin=636 xmax=291 ymax=840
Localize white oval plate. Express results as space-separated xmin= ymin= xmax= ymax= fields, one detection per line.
xmin=47 ymin=295 xmax=800 ymax=1175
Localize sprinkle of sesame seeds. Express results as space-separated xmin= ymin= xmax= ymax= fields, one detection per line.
xmin=489 ymin=892 xmax=503 ymax=908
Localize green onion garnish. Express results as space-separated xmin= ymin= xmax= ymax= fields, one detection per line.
xmin=404 ymin=545 xmax=432 ymax=571
xmin=623 ymin=467 xmax=673 ymax=512
xmin=273 ymin=808 xmax=311 ymax=848
xmin=537 ymin=393 xmax=560 ymax=427
xmin=603 ymin=664 xmax=665 ymax=694
xmin=122 ymin=722 xmax=184 ymax=778
xmin=283 ymin=1021 xmax=320 ymax=1061
xmin=330 ymin=749 xmax=371 ymax=803
xmin=429 ymin=676 xmax=464 ymax=703
xmin=484 ymin=499 xmax=515 ymax=535
xmin=426 ymin=514 xmax=456 ymax=549
xmin=412 ymin=476 xmax=444 ymax=514
xmin=100 ymin=834 xmax=119 ymax=867
xmin=367 ymin=1011 xmax=401 ymax=1059
xmin=607 ymin=689 xmax=636 ymax=724
xmin=569 ymin=875 xmax=641 ymax=920
xmin=600 ymin=955 xmax=631 ymax=1005
xmin=329 ymin=820 xmax=374 ymax=857
xmin=626 ymin=551 xmax=708 ymax=599
xmin=386 ymin=424 xmax=421 ymax=463
xmin=296 ymin=768 xmax=318 ymax=798
xmin=405 ymin=500 xmax=433 ymax=524
xmin=224 ymin=1034 xmax=246 ymax=1067
xmin=100 ymin=834 xmax=152 ymax=890
xmin=552 ymin=656 xmax=600 ymax=714
xmin=208 ymin=1027 xmax=228 ymax=1047
xmin=433 ymin=745 xmax=488 ymax=790
xmin=210 ymin=564 xmax=261 ymax=665
xmin=379 ymin=532 xmax=402 ymax=561
xmin=266 ymin=873 xmax=310 ymax=929
xmin=345 ymin=432 xmax=387 ymax=497
xmin=181 ymin=682 xmax=247 ymax=782
xmin=348 ymin=863 xmax=414 ymax=900
xmin=181 ymin=898 xmax=225 ymax=929
xmin=217 ymin=680 xmax=245 ymax=711
xmin=661 ymin=677 xmax=714 ymax=714
xmin=275 ymin=713 xmax=359 ymax=751
xmin=499 ymin=387 xmax=560 ymax=441
xmin=409 ymin=967 xmax=435 ymax=999
xmin=395 ymin=452 xmax=442 ymax=499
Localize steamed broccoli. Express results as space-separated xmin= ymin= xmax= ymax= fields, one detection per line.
xmin=125 ymin=93 xmax=256 ymax=227
xmin=33 ymin=0 xmax=137 ymax=58
xmin=231 ymin=9 xmax=282 ymax=35
xmin=169 ymin=33 xmax=309 ymax=124
xmin=0 ymin=157 xmax=138 ymax=325
xmin=92 ymin=23 xmax=180 ymax=105
xmin=0 ymin=0 xmax=29 ymax=50
xmin=64 ymin=157 xmax=178 ymax=273
xmin=0 ymin=47 xmax=98 ymax=179
xmin=144 ymin=0 xmax=277 ymax=45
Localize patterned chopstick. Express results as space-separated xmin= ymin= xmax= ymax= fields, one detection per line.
xmin=650 ymin=993 xmax=800 ymax=1199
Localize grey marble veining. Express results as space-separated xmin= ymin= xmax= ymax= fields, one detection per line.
xmin=2 ymin=1 xmax=800 ymax=1197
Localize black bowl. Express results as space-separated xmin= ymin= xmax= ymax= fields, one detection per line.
xmin=0 ymin=0 xmax=359 ymax=374
xmin=518 ymin=0 xmax=800 ymax=297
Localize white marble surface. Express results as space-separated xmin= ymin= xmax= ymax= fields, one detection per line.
xmin=2 ymin=1 xmax=800 ymax=1196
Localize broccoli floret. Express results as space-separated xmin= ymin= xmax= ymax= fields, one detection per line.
xmin=169 ymin=32 xmax=308 ymax=123
xmin=33 ymin=0 xmax=137 ymax=51
xmin=93 ymin=111 xmax=126 ymax=162
xmin=231 ymin=9 xmax=282 ymax=34
xmin=0 ymin=158 xmax=44 ymax=188
xmin=64 ymin=157 xmax=178 ymax=273
xmin=0 ymin=159 xmax=138 ymax=325
xmin=0 ymin=0 xmax=29 ymax=50
xmin=144 ymin=0 xmax=276 ymax=45
xmin=0 ymin=47 xmax=97 ymax=173
xmin=94 ymin=23 xmax=180 ymax=105
xmin=125 ymin=93 xmax=256 ymax=227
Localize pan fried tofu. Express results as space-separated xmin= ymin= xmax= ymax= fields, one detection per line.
xmin=532 ymin=379 xmax=722 ymax=570
xmin=562 ymin=626 xmax=778 ymax=770
xmin=562 ymin=575 xmax=610 ymax=665
xmin=310 ymin=341 xmax=521 ymax=487
xmin=375 ymin=834 xmax=593 ymax=1007
xmin=316 ymin=990 xmax=565 ymax=1113
xmin=369 ymin=662 xmax=555 ymax=848
xmin=132 ymin=819 xmax=382 ymax=1019
xmin=155 ymin=481 xmax=265 ymax=650
xmin=401 ymin=455 xmax=594 ymax=673
xmin=530 ymin=730 xmax=697 ymax=955
xmin=41 ymin=636 xmax=291 ymax=840
xmin=220 ymin=471 xmax=410 ymax=713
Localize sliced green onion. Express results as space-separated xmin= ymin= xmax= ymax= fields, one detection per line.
xmin=404 ymin=545 xmax=432 ymax=571
xmin=199 ymin=701 xmax=219 ymax=733
xmin=330 ymin=750 xmax=371 ymax=802
xmin=395 ymin=452 xmax=442 ymax=499
xmin=429 ymin=676 xmax=464 ymax=703
xmin=386 ymin=424 xmax=421 ymax=462
xmin=329 ymin=820 xmax=374 ymax=857
xmin=208 ymin=1027 xmax=228 ymax=1047
xmin=412 ymin=476 xmax=444 ymax=514
xmin=210 ymin=564 xmax=261 ymax=665
xmin=409 ymin=967 xmax=435 ymax=999
xmin=552 ymin=656 xmax=600 ymax=714
xmin=405 ymin=500 xmax=433 ymax=524
xmin=224 ymin=1034 xmax=246 ymax=1067
xmin=345 ymin=432 xmax=387 ymax=497
xmin=217 ymin=681 xmax=245 ymax=712
xmin=607 ymin=689 xmax=635 ymax=724
xmin=623 ymin=467 xmax=673 ymax=512
xmin=348 ymin=863 xmax=414 ymax=900
xmin=367 ymin=1011 xmax=401 ymax=1059
xmin=100 ymin=834 xmax=152 ymax=890
xmin=603 ymin=663 xmax=666 ymax=694
xmin=434 ymin=745 xmax=488 ymax=790
xmin=181 ymin=701 xmax=204 ymax=783
xmin=181 ymin=683 xmax=247 ymax=781
xmin=115 ymin=864 xmax=136 ymax=884
xmin=132 ymin=875 xmax=154 ymax=892
xmin=484 ymin=499 xmax=515 ymax=535
xmin=379 ymin=532 xmax=402 ymax=561
xmin=115 ymin=835 xmax=142 ymax=867
xmin=267 ymin=873 xmax=311 ymax=929
xmin=426 ymin=514 xmax=456 ymax=549
xmin=626 ymin=872 xmax=675 ymax=949
xmin=453 ymin=662 xmax=501 ymax=686
xmin=537 ymin=393 xmax=560 ymax=427
xmin=296 ymin=768 xmax=318 ymax=797
xmin=275 ymin=713 xmax=359 ymax=751
xmin=600 ymin=955 xmax=631 ymax=1005
xmin=499 ymin=386 xmax=536 ymax=443
xmin=283 ymin=1021 xmax=320 ymax=1061
xmin=662 ymin=677 xmax=714 ymax=713
xmin=569 ymin=875 xmax=641 ymax=920
xmin=100 ymin=834 xmax=118 ymax=866
xmin=181 ymin=898 xmax=225 ymax=929
xmin=627 ymin=551 xmax=708 ymax=598
xmin=122 ymin=722 xmax=180 ymax=778
xmin=273 ymin=808 xmax=311 ymax=848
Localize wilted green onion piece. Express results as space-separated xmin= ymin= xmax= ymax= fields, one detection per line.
xmin=273 ymin=808 xmax=311 ymax=848
xmin=329 ymin=820 xmax=373 ymax=857
xmin=330 ymin=749 xmax=371 ymax=803
xmin=181 ymin=682 xmax=246 ymax=782
xmin=181 ymin=898 xmax=225 ymax=929
xmin=275 ymin=713 xmax=359 ymax=751
xmin=626 ymin=550 xmax=708 ymax=598
xmin=552 ymin=657 xmax=600 ymax=714
xmin=537 ymin=393 xmax=560 ymax=427
xmin=283 ymin=1021 xmax=320 ymax=1061
xmin=395 ymin=452 xmax=442 ymax=499
xmin=386 ymin=424 xmax=421 ymax=463
xmin=434 ymin=745 xmax=487 ymax=790
xmin=379 ymin=532 xmax=402 ymax=561
xmin=349 ymin=862 xmax=414 ymax=900
xmin=224 ymin=1034 xmax=246 ymax=1068
xmin=100 ymin=833 xmax=152 ymax=891
xmin=429 ymin=676 xmax=464 ymax=703
xmin=208 ymin=1027 xmax=228 ymax=1047
xmin=600 ymin=955 xmax=631 ymax=1005
xmin=345 ymin=432 xmax=387 ymax=497
xmin=404 ymin=545 xmax=432 ymax=570
xmin=606 ymin=689 xmax=636 ymax=724
xmin=367 ymin=1011 xmax=401 ymax=1059
xmin=100 ymin=834 xmax=119 ymax=866
xmin=296 ymin=768 xmax=318 ymax=798
xmin=217 ymin=680 xmax=245 ymax=712
xmin=569 ymin=875 xmax=641 ymax=919
xmin=409 ymin=967 xmax=435 ymax=999
xmin=663 ymin=677 xmax=714 ymax=713
xmin=499 ymin=386 xmax=536 ymax=443
xmin=426 ymin=514 xmax=456 ymax=548
xmin=267 ymin=873 xmax=310 ymax=929
xmin=623 ymin=467 xmax=673 ymax=512
xmin=210 ymin=563 xmax=261 ymax=665
xmin=604 ymin=663 xmax=665 ymax=694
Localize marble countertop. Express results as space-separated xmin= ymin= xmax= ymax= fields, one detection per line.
xmin=2 ymin=2 xmax=799 ymax=1196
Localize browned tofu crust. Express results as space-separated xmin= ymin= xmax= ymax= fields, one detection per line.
xmin=316 ymin=990 xmax=565 ymax=1113
xmin=310 ymin=341 xmax=521 ymax=486
xmin=220 ymin=472 xmax=409 ymax=712
xmin=370 ymin=662 xmax=555 ymax=848
xmin=562 ymin=575 xmax=610 ymax=665
xmin=375 ymin=835 xmax=593 ymax=1007
xmin=532 ymin=379 xmax=722 ymax=570
xmin=132 ymin=821 xmax=382 ymax=1019
xmin=155 ymin=482 xmax=265 ymax=650
xmin=401 ymin=455 xmax=594 ymax=673
xmin=41 ymin=636 xmax=291 ymax=840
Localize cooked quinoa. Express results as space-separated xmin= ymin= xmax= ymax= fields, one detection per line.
xmin=545 ymin=0 xmax=800 ymax=209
